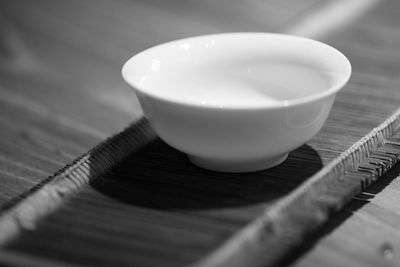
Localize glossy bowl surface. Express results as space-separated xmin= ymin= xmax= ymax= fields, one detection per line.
xmin=122 ymin=33 xmax=351 ymax=172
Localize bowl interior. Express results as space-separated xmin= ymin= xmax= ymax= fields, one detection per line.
xmin=122 ymin=33 xmax=351 ymax=109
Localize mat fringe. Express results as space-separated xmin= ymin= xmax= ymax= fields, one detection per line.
xmin=1 ymin=108 xmax=400 ymax=266
xmin=0 ymin=118 xmax=156 ymax=244
xmin=194 ymin=107 xmax=400 ymax=267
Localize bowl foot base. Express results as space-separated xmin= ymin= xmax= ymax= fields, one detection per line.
xmin=188 ymin=153 xmax=288 ymax=173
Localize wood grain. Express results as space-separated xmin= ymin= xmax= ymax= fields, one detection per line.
xmin=1 ymin=0 xmax=400 ymax=266
xmin=0 ymin=0 xmax=322 ymax=206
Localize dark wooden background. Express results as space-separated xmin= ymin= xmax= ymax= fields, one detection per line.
xmin=1 ymin=0 xmax=400 ymax=266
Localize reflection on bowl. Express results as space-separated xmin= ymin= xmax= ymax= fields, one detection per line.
xmin=122 ymin=32 xmax=351 ymax=172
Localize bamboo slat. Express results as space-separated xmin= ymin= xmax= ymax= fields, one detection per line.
xmin=1 ymin=0 xmax=400 ymax=267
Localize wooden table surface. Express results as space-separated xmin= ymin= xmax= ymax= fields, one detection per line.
xmin=1 ymin=0 xmax=400 ymax=266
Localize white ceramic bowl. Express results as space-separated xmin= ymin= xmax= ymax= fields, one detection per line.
xmin=122 ymin=33 xmax=351 ymax=172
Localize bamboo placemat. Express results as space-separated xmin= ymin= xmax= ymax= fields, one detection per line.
xmin=1 ymin=1 xmax=400 ymax=266
xmin=1 ymin=106 xmax=400 ymax=267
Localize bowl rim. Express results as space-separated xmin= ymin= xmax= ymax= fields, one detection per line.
xmin=122 ymin=32 xmax=352 ymax=110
